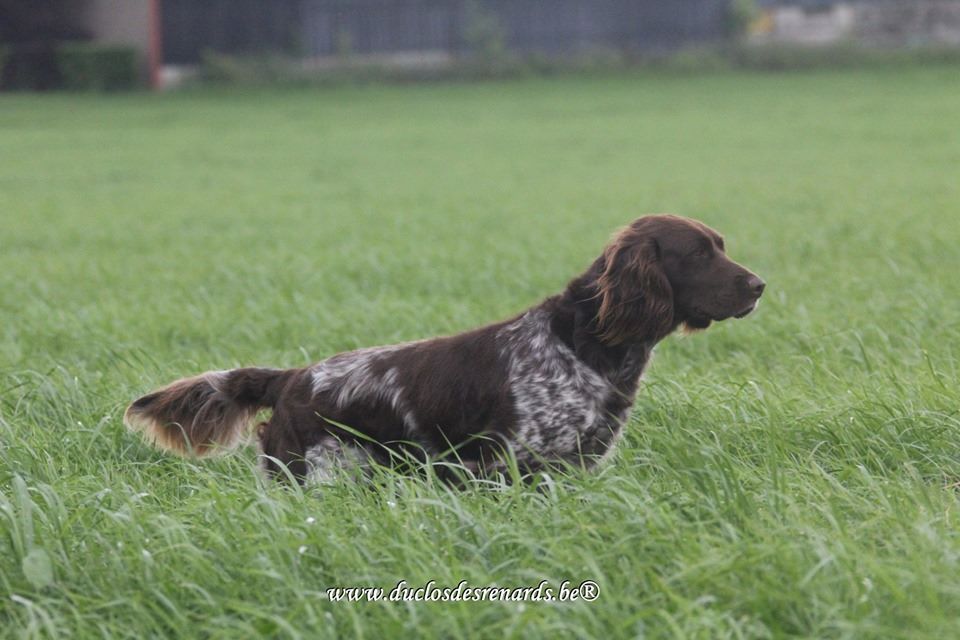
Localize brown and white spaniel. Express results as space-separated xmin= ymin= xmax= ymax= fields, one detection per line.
xmin=125 ymin=215 xmax=764 ymax=483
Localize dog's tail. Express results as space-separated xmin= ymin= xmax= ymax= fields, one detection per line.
xmin=124 ymin=367 xmax=295 ymax=457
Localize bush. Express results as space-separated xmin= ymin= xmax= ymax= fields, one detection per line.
xmin=199 ymin=50 xmax=307 ymax=85
xmin=725 ymin=0 xmax=758 ymax=41
xmin=185 ymin=42 xmax=960 ymax=89
xmin=725 ymin=42 xmax=960 ymax=72
xmin=56 ymin=43 xmax=139 ymax=91
xmin=463 ymin=1 xmax=508 ymax=66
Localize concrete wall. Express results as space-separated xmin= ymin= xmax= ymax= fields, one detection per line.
xmin=752 ymin=1 xmax=960 ymax=46
xmin=854 ymin=1 xmax=960 ymax=46
xmin=77 ymin=0 xmax=158 ymax=85
xmin=767 ymin=4 xmax=856 ymax=45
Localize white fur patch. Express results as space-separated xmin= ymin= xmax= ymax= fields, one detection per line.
xmin=304 ymin=439 xmax=371 ymax=485
xmin=497 ymin=310 xmax=640 ymax=466
xmin=310 ymin=344 xmax=422 ymax=440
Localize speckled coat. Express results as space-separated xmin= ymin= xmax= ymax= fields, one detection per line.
xmin=125 ymin=215 xmax=765 ymax=483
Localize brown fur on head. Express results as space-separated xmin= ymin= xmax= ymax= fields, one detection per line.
xmin=587 ymin=214 xmax=765 ymax=344
xmin=595 ymin=218 xmax=675 ymax=344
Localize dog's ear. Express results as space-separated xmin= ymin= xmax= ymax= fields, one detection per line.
xmin=594 ymin=224 xmax=674 ymax=344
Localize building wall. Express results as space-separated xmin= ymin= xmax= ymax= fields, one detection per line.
xmin=753 ymin=1 xmax=960 ymax=46
xmin=77 ymin=0 xmax=158 ymax=83
xmin=854 ymin=1 xmax=960 ymax=46
xmin=765 ymin=4 xmax=856 ymax=45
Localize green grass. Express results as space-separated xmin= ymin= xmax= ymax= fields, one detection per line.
xmin=2 ymin=64 xmax=960 ymax=638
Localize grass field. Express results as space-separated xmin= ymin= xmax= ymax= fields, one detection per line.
xmin=2 ymin=64 xmax=960 ymax=638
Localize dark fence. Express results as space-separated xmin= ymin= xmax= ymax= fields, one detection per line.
xmin=161 ymin=0 xmax=731 ymax=64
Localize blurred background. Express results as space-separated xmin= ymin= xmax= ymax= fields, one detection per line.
xmin=3 ymin=4 xmax=960 ymax=636
xmin=3 ymin=0 xmax=960 ymax=91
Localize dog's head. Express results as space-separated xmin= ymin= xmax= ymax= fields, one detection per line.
xmin=592 ymin=214 xmax=765 ymax=343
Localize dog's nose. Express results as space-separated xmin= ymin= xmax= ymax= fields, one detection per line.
xmin=746 ymin=275 xmax=766 ymax=297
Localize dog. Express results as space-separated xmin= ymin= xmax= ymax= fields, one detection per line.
xmin=125 ymin=215 xmax=764 ymax=483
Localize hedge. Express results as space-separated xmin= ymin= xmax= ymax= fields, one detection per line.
xmin=56 ymin=43 xmax=139 ymax=91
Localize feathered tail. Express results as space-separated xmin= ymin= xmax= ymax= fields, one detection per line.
xmin=124 ymin=367 xmax=293 ymax=457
